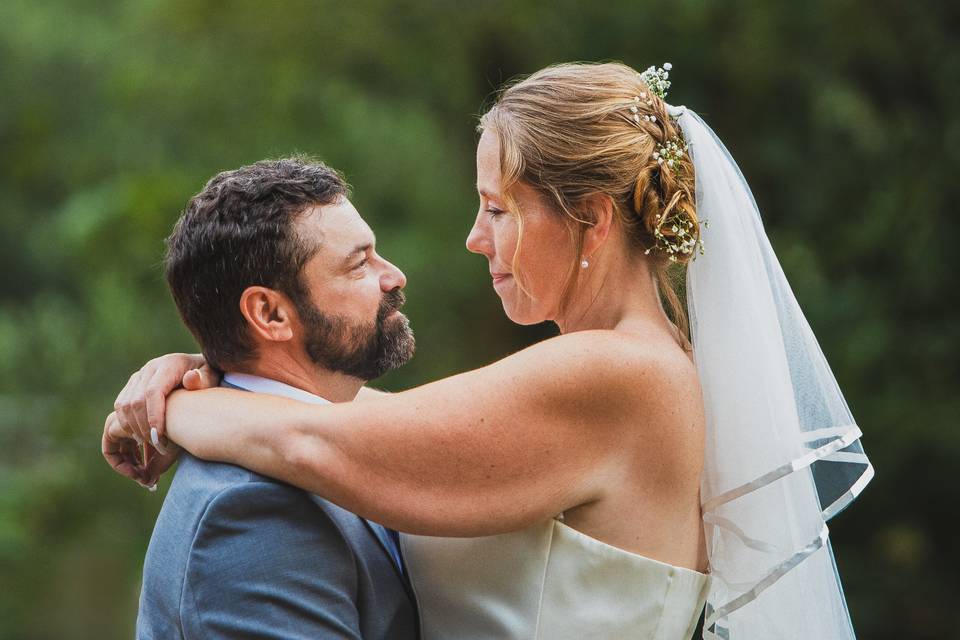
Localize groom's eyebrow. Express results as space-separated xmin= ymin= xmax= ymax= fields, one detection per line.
xmin=343 ymin=240 xmax=374 ymax=263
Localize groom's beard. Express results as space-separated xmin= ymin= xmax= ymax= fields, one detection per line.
xmin=297 ymin=289 xmax=415 ymax=381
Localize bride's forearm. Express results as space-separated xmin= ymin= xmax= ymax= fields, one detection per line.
xmin=164 ymin=388 xmax=316 ymax=480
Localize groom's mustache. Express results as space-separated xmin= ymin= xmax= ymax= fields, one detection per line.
xmin=379 ymin=289 xmax=406 ymax=317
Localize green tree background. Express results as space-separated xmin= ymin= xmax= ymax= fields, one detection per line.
xmin=1 ymin=1 xmax=956 ymax=638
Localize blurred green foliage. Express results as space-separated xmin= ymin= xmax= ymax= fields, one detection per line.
xmin=0 ymin=1 xmax=957 ymax=638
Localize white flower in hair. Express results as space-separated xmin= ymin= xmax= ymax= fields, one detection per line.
xmin=639 ymin=63 xmax=672 ymax=99
xmin=655 ymin=135 xmax=689 ymax=176
xmin=648 ymin=204 xmax=703 ymax=261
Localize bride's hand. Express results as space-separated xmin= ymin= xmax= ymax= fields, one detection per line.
xmin=104 ymin=353 xmax=220 ymax=486
xmin=102 ymin=410 xmax=179 ymax=489
xmin=112 ymin=352 xmax=220 ymax=449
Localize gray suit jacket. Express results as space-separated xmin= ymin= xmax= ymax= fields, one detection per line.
xmin=136 ymin=450 xmax=420 ymax=639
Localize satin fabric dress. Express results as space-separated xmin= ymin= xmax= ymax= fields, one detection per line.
xmin=401 ymin=517 xmax=710 ymax=639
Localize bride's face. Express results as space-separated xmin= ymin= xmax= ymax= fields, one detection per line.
xmin=467 ymin=129 xmax=575 ymax=325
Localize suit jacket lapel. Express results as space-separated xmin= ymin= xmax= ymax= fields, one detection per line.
xmin=355 ymin=514 xmax=420 ymax=629
xmin=305 ymin=495 xmax=410 ymax=584
xmin=359 ymin=518 xmax=409 ymax=582
xmin=362 ymin=518 xmax=420 ymax=634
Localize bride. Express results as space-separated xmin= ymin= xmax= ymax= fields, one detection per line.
xmin=104 ymin=62 xmax=872 ymax=639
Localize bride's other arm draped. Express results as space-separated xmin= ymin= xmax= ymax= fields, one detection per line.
xmin=159 ymin=328 xmax=702 ymax=538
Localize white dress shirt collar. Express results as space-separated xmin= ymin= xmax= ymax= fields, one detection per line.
xmin=222 ymin=372 xmax=331 ymax=405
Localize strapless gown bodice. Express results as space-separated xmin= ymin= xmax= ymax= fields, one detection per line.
xmin=400 ymin=518 xmax=710 ymax=639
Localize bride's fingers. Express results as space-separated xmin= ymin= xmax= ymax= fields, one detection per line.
xmin=139 ymin=356 xmax=211 ymax=452
xmin=181 ymin=368 xmax=202 ymax=390
xmin=182 ymin=363 xmax=220 ymax=391
xmin=138 ymin=368 xmax=173 ymax=455
xmin=107 ymin=417 xmax=153 ymax=485
xmin=102 ymin=412 xmax=148 ymax=483
xmin=106 ymin=409 xmax=141 ymax=445
xmin=131 ymin=361 xmax=161 ymax=442
xmin=114 ymin=371 xmax=146 ymax=446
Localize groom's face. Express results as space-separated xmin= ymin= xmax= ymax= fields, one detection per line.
xmin=291 ymin=199 xmax=414 ymax=380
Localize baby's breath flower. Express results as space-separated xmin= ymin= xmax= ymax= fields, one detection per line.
xmin=655 ymin=135 xmax=689 ymax=177
xmin=639 ymin=63 xmax=673 ymax=99
xmin=650 ymin=208 xmax=703 ymax=262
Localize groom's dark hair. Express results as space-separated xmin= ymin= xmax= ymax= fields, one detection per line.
xmin=164 ymin=156 xmax=349 ymax=371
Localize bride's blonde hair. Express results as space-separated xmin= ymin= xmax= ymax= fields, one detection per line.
xmin=479 ymin=61 xmax=698 ymax=345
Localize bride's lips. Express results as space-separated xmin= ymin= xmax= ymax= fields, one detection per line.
xmin=491 ymin=272 xmax=512 ymax=287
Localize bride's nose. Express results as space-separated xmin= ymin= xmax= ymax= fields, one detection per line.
xmin=466 ymin=212 xmax=492 ymax=257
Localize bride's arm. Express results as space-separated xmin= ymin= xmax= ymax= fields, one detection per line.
xmin=110 ymin=353 xmax=390 ymax=449
xmin=156 ymin=332 xmax=680 ymax=537
xmin=103 ymin=353 xmax=401 ymax=487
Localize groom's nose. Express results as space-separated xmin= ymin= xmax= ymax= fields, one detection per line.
xmin=380 ymin=259 xmax=407 ymax=292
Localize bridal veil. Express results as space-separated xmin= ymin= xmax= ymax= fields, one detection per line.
xmin=669 ymin=104 xmax=874 ymax=639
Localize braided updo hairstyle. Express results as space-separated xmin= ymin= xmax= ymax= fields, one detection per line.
xmin=479 ymin=62 xmax=699 ymax=346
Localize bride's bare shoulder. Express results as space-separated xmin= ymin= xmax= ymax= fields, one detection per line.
xmin=515 ymin=329 xmax=701 ymax=411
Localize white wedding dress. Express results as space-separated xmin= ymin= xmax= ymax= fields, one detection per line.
xmin=401 ymin=517 xmax=710 ymax=640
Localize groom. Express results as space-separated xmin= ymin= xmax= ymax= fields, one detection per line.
xmin=135 ymin=158 xmax=419 ymax=639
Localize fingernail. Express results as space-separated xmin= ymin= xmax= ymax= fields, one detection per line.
xmin=132 ymin=432 xmax=143 ymax=445
xmin=150 ymin=427 xmax=169 ymax=455
xmin=147 ymin=483 xmax=158 ymax=493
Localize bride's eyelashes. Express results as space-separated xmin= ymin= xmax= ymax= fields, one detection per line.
xmin=486 ymin=207 xmax=506 ymax=218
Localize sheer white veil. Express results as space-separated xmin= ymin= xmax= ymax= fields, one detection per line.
xmin=666 ymin=104 xmax=874 ymax=638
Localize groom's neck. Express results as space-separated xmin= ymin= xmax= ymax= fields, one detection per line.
xmin=233 ymin=350 xmax=366 ymax=404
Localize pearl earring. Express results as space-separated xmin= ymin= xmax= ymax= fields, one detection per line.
xmin=581 ymin=259 xmax=589 ymax=269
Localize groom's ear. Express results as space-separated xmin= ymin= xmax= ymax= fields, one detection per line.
xmin=238 ymin=286 xmax=295 ymax=344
